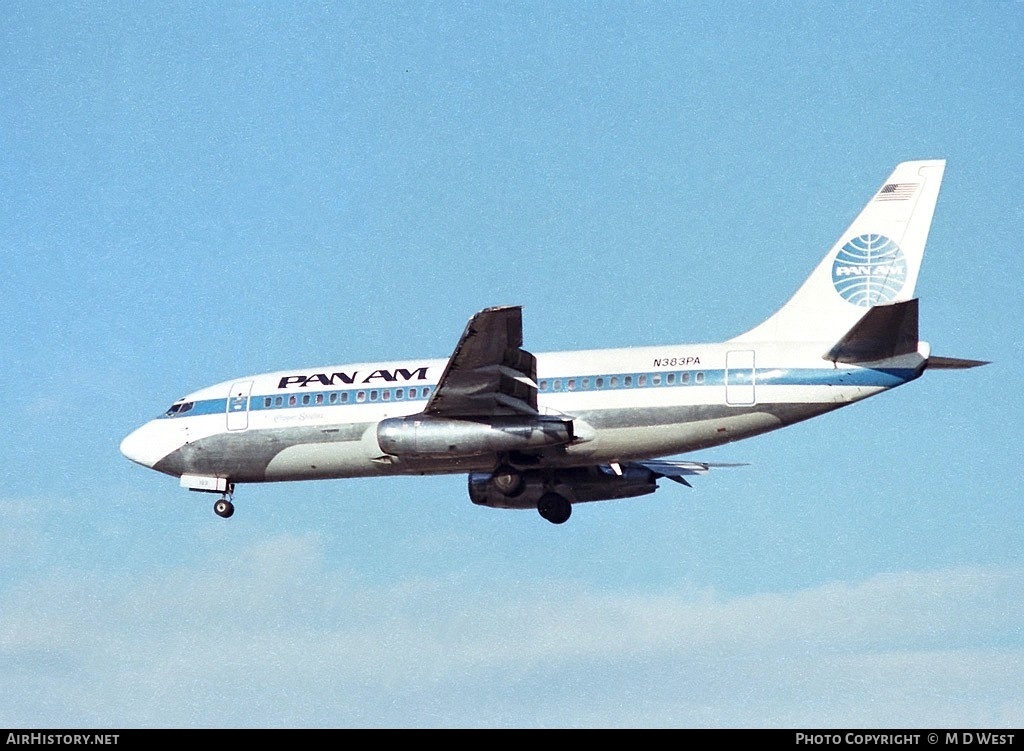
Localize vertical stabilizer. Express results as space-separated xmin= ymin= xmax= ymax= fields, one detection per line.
xmin=733 ymin=160 xmax=946 ymax=343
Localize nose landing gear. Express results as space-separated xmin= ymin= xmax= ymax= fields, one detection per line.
xmin=214 ymin=496 xmax=234 ymax=518
xmin=213 ymin=489 xmax=235 ymax=519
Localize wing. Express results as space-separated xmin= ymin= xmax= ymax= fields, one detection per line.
xmin=630 ymin=459 xmax=749 ymax=487
xmin=424 ymin=306 xmax=539 ymax=417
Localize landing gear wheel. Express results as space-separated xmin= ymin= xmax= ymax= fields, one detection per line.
xmin=491 ymin=464 xmax=525 ymax=497
xmin=537 ymin=492 xmax=571 ymax=525
xmin=214 ymin=498 xmax=235 ymax=518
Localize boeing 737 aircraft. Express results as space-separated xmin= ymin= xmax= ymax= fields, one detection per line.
xmin=121 ymin=160 xmax=984 ymax=523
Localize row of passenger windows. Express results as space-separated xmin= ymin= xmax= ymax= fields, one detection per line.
xmin=257 ymin=370 xmax=709 ymax=410
xmin=262 ymin=386 xmax=433 ymax=409
xmin=164 ymin=369 xmax=713 ymax=418
xmin=538 ymin=371 xmax=706 ymax=392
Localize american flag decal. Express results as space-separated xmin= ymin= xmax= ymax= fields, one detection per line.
xmin=875 ymin=182 xmax=919 ymax=201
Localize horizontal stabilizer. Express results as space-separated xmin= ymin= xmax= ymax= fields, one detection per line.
xmin=927 ymin=356 xmax=990 ymax=370
xmin=824 ymin=299 xmax=919 ymax=364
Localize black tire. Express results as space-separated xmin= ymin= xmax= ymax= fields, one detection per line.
xmin=214 ymin=499 xmax=235 ymax=519
xmin=537 ymin=492 xmax=571 ymax=525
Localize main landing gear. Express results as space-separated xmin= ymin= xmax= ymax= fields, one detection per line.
xmin=486 ymin=457 xmax=573 ymax=524
xmin=213 ymin=494 xmax=235 ymax=519
xmin=537 ymin=492 xmax=572 ymax=525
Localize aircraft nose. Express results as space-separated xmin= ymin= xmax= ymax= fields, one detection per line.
xmin=120 ymin=423 xmax=161 ymax=468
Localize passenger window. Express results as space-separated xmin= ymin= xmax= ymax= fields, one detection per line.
xmin=302 ymin=394 xmax=311 ymax=405
xmin=652 ymin=374 xmax=661 ymax=385
xmin=289 ymin=395 xmax=297 ymax=406
xmin=409 ymin=387 xmax=417 ymax=399
xmin=682 ymin=372 xmax=690 ymax=384
xmin=696 ymin=372 xmax=705 ymax=384
xmin=624 ymin=375 xmax=632 ymax=387
xmin=568 ymin=379 xmax=576 ymax=391
xmin=329 ymin=393 xmax=337 ymax=404
xmin=423 ymin=387 xmax=431 ymax=397
xmin=275 ymin=396 xmax=283 ymax=407
xmin=553 ymin=380 xmax=562 ymax=391
xmin=396 ymin=389 xmax=404 ymax=400
xmin=264 ymin=397 xmax=271 ymax=408
xmin=582 ymin=378 xmax=590 ymax=389
xmin=596 ymin=377 xmax=604 ymax=389
xmin=341 ymin=392 xmax=349 ymax=403
xmin=666 ymin=373 xmax=675 ymax=385
xmin=382 ymin=390 xmax=390 ymax=401
xmin=369 ymin=390 xmax=378 ymax=401
xmin=357 ymin=391 xmax=366 ymax=403
xmin=539 ymin=380 xmax=548 ymax=391
xmin=315 ymin=393 xmax=324 ymax=405
xmin=611 ymin=376 xmax=618 ymax=388
xmin=639 ymin=374 xmax=647 ymax=387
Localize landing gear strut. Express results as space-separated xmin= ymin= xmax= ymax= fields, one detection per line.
xmin=214 ymin=495 xmax=235 ymax=519
xmin=537 ymin=492 xmax=572 ymax=525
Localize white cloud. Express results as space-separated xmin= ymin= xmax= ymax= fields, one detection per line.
xmin=0 ymin=534 xmax=1021 ymax=727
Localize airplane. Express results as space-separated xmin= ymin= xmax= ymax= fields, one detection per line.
xmin=121 ymin=159 xmax=986 ymax=524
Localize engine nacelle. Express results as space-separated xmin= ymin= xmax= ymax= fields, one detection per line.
xmin=468 ymin=466 xmax=659 ymax=510
xmin=376 ymin=415 xmax=574 ymax=457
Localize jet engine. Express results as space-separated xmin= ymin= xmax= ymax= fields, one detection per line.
xmin=468 ymin=465 xmax=659 ymax=511
xmin=376 ymin=415 xmax=574 ymax=458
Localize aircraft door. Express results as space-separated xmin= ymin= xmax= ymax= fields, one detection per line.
xmin=725 ymin=350 xmax=756 ymax=406
xmin=226 ymin=380 xmax=254 ymax=431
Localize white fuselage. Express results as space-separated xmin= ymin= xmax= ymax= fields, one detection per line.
xmin=118 ymin=160 xmax=962 ymax=525
xmin=120 ymin=340 xmax=928 ymax=487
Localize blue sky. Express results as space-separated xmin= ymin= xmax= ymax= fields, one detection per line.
xmin=2 ymin=1 xmax=1022 ymax=728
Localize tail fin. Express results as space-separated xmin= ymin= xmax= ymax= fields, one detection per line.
xmin=733 ymin=160 xmax=946 ymax=343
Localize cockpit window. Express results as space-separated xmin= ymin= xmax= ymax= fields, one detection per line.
xmin=165 ymin=400 xmax=194 ymax=417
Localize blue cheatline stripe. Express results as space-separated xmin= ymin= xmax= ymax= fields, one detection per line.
xmin=156 ymin=366 xmax=918 ymax=421
xmin=538 ymin=367 xmax=916 ymax=391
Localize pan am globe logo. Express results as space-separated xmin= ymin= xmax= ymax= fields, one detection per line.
xmin=831 ymin=234 xmax=907 ymax=306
